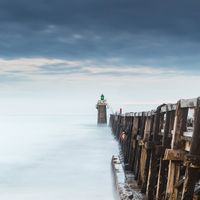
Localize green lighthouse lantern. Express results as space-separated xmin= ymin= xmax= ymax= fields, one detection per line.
xmin=100 ymin=94 xmax=105 ymax=101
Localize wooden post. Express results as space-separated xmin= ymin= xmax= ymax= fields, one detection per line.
xmin=156 ymin=109 xmax=175 ymax=200
xmin=113 ymin=114 xmax=119 ymax=136
xmin=134 ymin=112 xmax=146 ymax=183
xmin=120 ymin=115 xmax=126 ymax=157
xmin=165 ymin=101 xmax=188 ymax=200
xmin=116 ymin=115 xmax=123 ymax=140
xmin=146 ymin=105 xmax=163 ymax=199
xmin=130 ymin=116 xmax=141 ymax=174
xmin=140 ymin=114 xmax=154 ymax=193
xmin=124 ymin=116 xmax=134 ymax=166
xmin=181 ymin=98 xmax=200 ymax=200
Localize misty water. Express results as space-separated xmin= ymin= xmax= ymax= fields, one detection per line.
xmin=0 ymin=114 xmax=118 ymax=200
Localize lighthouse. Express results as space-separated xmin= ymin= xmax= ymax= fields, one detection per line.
xmin=96 ymin=94 xmax=107 ymax=124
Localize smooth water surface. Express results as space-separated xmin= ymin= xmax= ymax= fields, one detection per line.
xmin=0 ymin=114 xmax=118 ymax=200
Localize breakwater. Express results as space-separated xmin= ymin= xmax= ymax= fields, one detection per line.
xmin=110 ymin=97 xmax=200 ymax=200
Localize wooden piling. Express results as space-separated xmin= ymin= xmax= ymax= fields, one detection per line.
xmin=129 ymin=115 xmax=141 ymax=173
xmin=146 ymin=105 xmax=163 ymax=199
xmin=124 ymin=115 xmax=134 ymax=167
xmin=139 ymin=113 xmax=154 ymax=193
xmin=181 ymin=98 xmax=200 ymax=200
xmin=134 ymin=113 xmax=146 ymax=184
xmin=165 ymin=101 xmax=188 ymax=200
xmin=156 ymin=106 xmax=175 ymax=200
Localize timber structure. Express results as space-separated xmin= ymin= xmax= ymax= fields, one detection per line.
xmin=110 ymin=97 xmax=200 ymax=200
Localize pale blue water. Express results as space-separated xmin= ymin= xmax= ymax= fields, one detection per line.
xmin=0 ymin=114 xmax=118 ymax=200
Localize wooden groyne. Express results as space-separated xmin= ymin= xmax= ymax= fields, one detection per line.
xmin=110 ymin=97 xmax=200 ymax=200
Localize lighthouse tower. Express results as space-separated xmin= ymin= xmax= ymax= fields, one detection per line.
xmin=96 ymin=94 xmax=107 ymax=124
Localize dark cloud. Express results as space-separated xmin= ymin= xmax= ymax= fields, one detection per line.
xmin=0 ymin=0 xmax=200 ymax=70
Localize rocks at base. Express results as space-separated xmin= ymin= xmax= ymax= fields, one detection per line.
xmin=111 ymin=155 xmax=144 ymax=200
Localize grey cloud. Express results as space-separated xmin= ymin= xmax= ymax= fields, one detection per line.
xmin=0 ymin=57 xmax=199 ymax=84
xmin=40 ymin=64 xmax=90 ymax=75
xmin=0 ymin=73 xmax=27 ymax=83
xmin=0 ymin=0 xmax=199 ymax=35
xmin=0 ymin=0 xmax=200 ymax=71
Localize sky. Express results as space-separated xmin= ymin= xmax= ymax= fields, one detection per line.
xmin=0 ymin=0 xmax=200 ymax=114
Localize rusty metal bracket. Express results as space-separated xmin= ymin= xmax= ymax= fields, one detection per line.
xmin=184 ymin=154 xmax=200 ymax=168
xmin=144 ymin=141 xmax=154 ymax=150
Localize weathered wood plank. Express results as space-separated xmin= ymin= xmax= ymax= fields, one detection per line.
xmin=180 ymin=98 xmax=198 ymax=108
xmin=140 ymin=115 xmax=154 ymax=194
xmin=181 ymin=97 xmax=200 ymax=200
xmin=128 ymin=117 xmax=140 ymax=172
xmin=161 ymin=104 xmax=177 ymax=113
xmin=123 ymin=116 xmax=134 ymax=167
xmin=165 ymin=101 xmax=188 ymax=200
xmin=156 ymin=110 xmax=174 ymax=200
xmin=163 ymin=149 xmax=186 ymax=161
xmin=146 ymin=104 xmax=164 ymax=199
xmin=134 ymin=113 xmax=146 ymax=184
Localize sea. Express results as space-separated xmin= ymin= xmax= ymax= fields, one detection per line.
xmin=0 ymin=114 xmax=119 ymax=200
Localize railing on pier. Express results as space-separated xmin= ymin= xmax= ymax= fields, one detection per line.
xmin=109 ymin=97 xmax=200 ymax=200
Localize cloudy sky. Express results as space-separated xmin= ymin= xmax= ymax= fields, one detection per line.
xmin=0 ymin=0 xmax=200 ymax=114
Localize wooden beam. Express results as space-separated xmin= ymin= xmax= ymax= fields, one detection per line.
xmin=146 ymin=104 xmax=164 ymax=199
xmin=163 ymin=149 xmax=186 ymax=161
xmin=156 ymin=110 xmax=175 ymax=199
xmin=165 ymin=101 xmax=188 ymax=200
xmin=161 ymin=104 xmax=177 ymax=113
xmin=181 ymin=97 xmax=200 ymax=200
xmin=123 ymin=116 xmax=134 ymax=167
xmin=134 ymin=113 xmax=146 ymax=184
xmin=138 ymin=115 xmax=154 ymax=193
xmin=131 ymin=117 xmax=141 ymax=175
xmin=180 ymin=98 xmax=198 ymax=108
xmin=128 ymin=116 xmax=140 ymax=172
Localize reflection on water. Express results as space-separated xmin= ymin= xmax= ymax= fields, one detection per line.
xmin=0 ymin=114 xmax=118 ymax=200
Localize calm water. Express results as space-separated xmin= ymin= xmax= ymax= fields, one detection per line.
xmin=0 ymin=114 xmax=118 ymax=200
